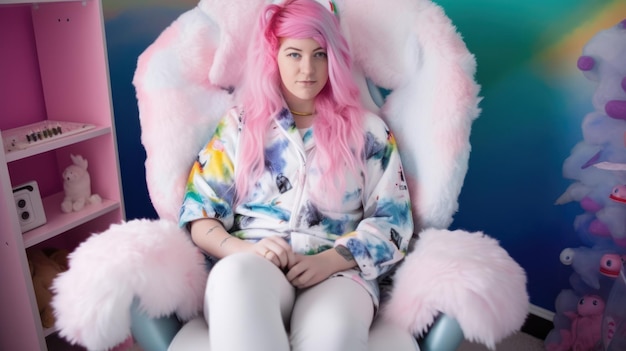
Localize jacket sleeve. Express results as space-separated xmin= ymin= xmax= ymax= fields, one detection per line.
xmin=334 ymin=116 xmax=414 ymax=280
xmin=178 ymin=109 xmax=240 ymax=230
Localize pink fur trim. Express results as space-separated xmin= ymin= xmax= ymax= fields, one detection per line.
xmin=342 ymin=0 xmax=481 ymax=229
xmin=52 ymin=219 xmax=208 ymax=350
xmin=132 ymin=7 xmax=236 ymax=221
xmin=383 ymin=229 xmax=529 ymax=350
xmin=201 ymin=0 xmax=267 ymax=88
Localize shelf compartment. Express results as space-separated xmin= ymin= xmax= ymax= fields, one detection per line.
xmin=23 ymin=191 xmax=120 ymax=248
xmin=3 ymin=125 xmax=110 ymax=163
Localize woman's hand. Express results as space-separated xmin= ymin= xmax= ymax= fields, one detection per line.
xmin=250 ymin=236 xmax=295 ymax=269
xmin=285 ymin=254 xmax=334 ymax=289
xmin=286 ymin=246 xmax=358 ymax=289
xmin=190 ymin=220 xmax=293 ymax=269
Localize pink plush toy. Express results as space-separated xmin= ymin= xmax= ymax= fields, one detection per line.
xmin=600 ymin=253 xmax=626 ymax=278
xmin=609 ymin=185 xmax=626 ymax=204
xmin=548 ymin=294 xmax=605 ymax=351
xmin=60 ymin=154 xmax=101 ymax=213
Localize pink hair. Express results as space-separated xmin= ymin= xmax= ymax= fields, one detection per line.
xmin=235 ymin=0 xmax=366 ymax=206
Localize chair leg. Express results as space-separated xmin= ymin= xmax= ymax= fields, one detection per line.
xmin=130 ymin=298 xmax=183 ymax=351
xmin=418 ymin=314 xmax=464 ymax=351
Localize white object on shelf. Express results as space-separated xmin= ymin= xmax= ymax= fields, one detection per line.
xmin=12 ymin=180 xmax=47 ymax=233
xmin=2 ymin=120 xmax=96 ymax=154
xmin=4 ymin=125 xmax=110 ymax=163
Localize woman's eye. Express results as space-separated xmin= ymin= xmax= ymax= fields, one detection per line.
xmin=314 ymin=52 xmax=328 ymax=58
xmin=287 ymin=52 xmax=301 ymax=58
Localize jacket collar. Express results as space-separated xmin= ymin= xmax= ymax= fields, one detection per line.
xmin=274 ymin=108 xmax=315 ymax=152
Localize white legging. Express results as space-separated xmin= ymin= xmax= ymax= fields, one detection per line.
xmin=205 ymin=253 xmax=374 ymax=351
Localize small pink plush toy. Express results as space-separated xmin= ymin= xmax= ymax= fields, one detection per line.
xmin=553 ymin=295 xmax=605 ymax=351
xmin=61 ymin=154 xmax=101 ymax=213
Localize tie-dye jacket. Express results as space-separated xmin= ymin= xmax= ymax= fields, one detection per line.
xmin=179 ymin=107 xmax=413 ymax=307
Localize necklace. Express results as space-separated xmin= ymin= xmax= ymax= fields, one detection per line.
xmin=290 ymin=110 xmax=314 ymax=117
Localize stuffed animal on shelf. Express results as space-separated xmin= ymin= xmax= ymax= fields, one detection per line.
xmin=61 ymin=154 xmax=101 ymax=213
xmin=27 ymin=248 xmax=70 ymax=329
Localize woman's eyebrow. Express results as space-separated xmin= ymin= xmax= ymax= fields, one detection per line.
xmin=282 ymin=47 xmax=325 ymax=52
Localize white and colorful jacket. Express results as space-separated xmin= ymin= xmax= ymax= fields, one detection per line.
xmin=179 ymin=107 xmax=413 ymax=307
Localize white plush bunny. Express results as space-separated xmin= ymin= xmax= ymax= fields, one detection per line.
xmin=61 ymin=154 xmax=101 ymax=213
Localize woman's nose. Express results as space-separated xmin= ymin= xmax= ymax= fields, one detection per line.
xmin=300 ymin=56 xmax=315 ymax=74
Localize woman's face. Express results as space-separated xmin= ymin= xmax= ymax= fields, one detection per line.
xmin=276 ymin=37 xmax=329 ymax=112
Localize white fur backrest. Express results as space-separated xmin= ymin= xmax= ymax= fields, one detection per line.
xmin=133 ymin=0 xmax=481 ymax=230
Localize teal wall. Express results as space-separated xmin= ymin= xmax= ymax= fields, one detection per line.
xmin=434 ymin=0 xmax=624 ymax=311
xmin=102 ymin=0 xmax=626 ymax=313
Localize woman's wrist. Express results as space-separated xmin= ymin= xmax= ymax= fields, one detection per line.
xmin=335 ymin=245 xmax=355 ymax=263
xmin=190 ymin=218 xmax=251 ymax=258
xmin=319 ymin=245 xmax=358 ymax=274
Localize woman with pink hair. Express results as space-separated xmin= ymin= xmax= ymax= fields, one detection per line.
xmin=179 ymin=0 xmax=414 ymax=349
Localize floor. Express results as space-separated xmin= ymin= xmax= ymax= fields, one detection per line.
xmin=458 ymin=331 xmax=544 ymax=351
xmin=113 ymin=335 xmax=546 ymax=351
xmin=49 ymin=333 xmax=545 ymax=351
xmin=47 ymin=324 xmax=547 ymax=351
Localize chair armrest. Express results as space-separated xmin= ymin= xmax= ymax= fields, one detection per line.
xmin=418 ymin=314 xmax=464 ymax=351
xmin=130 ymin=299 xmax=183 ymax=351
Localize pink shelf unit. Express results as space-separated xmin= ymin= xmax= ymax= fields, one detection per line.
xmin=0 ymin=1 xmax=125 ymax=350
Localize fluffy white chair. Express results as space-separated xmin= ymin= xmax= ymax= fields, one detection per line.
xmin=52 ymin=1 xmax=529 ymax=350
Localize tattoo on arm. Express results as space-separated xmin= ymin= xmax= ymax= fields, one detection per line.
xmin=204 ymin=224 xmax=232 ymax=248
xmin=335 ymin=246 xmax=354 ymax=262
xmin=205 ymin=225 xmax=219 ymax=236
xmin=219 ymin=236 xmax=233 ymax=247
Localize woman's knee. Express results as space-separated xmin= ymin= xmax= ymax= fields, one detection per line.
xmin=207 ymin=253 xmax=271 ymax=291
xmin=290 ymin=277 xmax=374 ymax=351
xmin=295 ymin=277 xmax=374 ymax=320
xmin=205 ymin=253 xmax=294 ymax=317
xmin=291 ymin=308 xmax=372 ymax=351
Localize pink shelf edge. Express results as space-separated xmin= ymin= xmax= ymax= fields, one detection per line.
xmin=22 ymin=191 xmax=120 ymax=248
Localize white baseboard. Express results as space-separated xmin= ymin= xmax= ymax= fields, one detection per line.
xmin=529 ymin=304 xmax=555 ymax=321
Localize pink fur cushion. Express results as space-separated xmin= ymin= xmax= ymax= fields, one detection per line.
xmin=132 ymin=6 xmax=234 ymax=221
xmin=382 ymin=229 xmax=529 ymax=350
xmin=341 ymin=0 xmax=481 ymax=229
xmin=51 ymin=219 xmax=208 ymax=350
